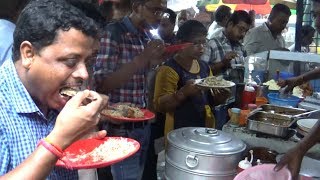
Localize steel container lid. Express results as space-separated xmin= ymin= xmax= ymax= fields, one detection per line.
xmin=167 ymin=127 xmax=246 ymax=155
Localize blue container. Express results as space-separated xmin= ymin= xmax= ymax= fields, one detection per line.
xmin=274 ymin=71 xmax=294 ymax=81
xmin=267 ymin=93 xmax=301 ymax=107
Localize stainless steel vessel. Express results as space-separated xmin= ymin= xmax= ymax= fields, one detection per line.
xmin=247 ymin=111 xmax=295 ymax=137
xmin=165 ymin=127 xmax=246 ymax=180
xmin=247 ymin=105 xmax=316 ymax=137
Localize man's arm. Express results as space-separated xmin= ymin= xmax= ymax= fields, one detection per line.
xmin=0 ymin=90 xmax=107 ymax=179
xmin=278 ymin=68 xmax=320 ymax=93
xmin=275 ymin=120 xmax=320 ymax=179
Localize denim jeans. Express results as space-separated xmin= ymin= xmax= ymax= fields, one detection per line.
xmin=104 ymin=123 xmax=151 ymax=180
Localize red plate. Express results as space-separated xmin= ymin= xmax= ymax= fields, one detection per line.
xmin=56 ymin=137 xmax=140 ymax=169
xmin=165 ymin=43 xmax=193 ymax=54
xmin=101 ymin=109 xmax=155 ymax=122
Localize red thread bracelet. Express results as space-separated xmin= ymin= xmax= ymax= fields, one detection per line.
xmin=37 ymin=139 xmax=63 ymax=159
xmin=44 ymin=137 xmax=63 ymax=153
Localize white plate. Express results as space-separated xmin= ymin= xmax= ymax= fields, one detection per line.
xmin=195 ymin=78 xmax=235 ymax=88
xmin=297 ymin=119 xmax=319 ymax=132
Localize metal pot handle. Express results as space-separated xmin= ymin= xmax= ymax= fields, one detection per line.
xmin=185 ymin=154 xmax=199 ymax=169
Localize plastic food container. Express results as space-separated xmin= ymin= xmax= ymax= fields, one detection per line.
xmin=234 ymin=164 xmax=291 ymax=180
xmin=267 ymin=93 xmax=301 ymax=107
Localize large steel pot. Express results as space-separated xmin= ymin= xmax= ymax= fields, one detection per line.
xmin=165 ymin=127 xmax=246 ymax=180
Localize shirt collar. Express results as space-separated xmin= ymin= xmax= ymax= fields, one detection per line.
xmin=262 ymin=22 xmax=282 ymax=38
xmin=122 ymin=16 xmax=153 ymax=40
xmin=3 ymin=60 xmax=41 ymax=114
xmin=122 ymin=16 xmax=139 ymax=35
xmin=218 ymin=31 xmax=242 ymax=47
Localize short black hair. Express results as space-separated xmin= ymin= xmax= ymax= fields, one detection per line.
xmin=176 ymin=20 xmax=207 ymax=41
xmin=0 ymin=0 xmax=30 ymax=20
xmin=269 ymin=3 xmax=291 ymax=21
xmin=13 ymin=0 xmax=99 ymax=62
xmin=227 ymin=10 xmax=252 ymax=26
xmin=66 ymin=0 xmax=106 ymax=28
xmin=164 ymin=8 xmax=177 ymax=24
xmin=302 ymin=25 xmax=315 ymax=37
xmin=215 ymin=5 xmax=232 ymax=23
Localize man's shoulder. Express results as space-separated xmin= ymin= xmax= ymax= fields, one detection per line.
xmin=248 ymin=24 xmax=268 ymax=35
xmin=103 ymin=21 xmax=128 ymax=41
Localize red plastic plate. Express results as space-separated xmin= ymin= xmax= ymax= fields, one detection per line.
xmin=165 ymin=43 xmax=193 ymax=54
xmin=56 ymin=137 xmax=140 ymax=169
xmin=101 ymin=109 xmax=155 ymax=122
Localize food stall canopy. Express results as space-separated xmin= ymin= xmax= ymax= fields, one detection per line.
xmin=270 ymin=0 xmax=296 ymax=9
xmin=222 ymin=0 xmax=267 ymax=5
xmin=235 ymin=0 xmax=272 ymax=15
xmin=205 ymin=1 xmax=237 ymax=12
xmin=167 ymin=0 xmax=199 ymax=12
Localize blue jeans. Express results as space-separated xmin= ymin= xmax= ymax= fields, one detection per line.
xmin=105 ymin=123 xmax=151 ymax=180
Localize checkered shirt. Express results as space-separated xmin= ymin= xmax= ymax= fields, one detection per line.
xmin=94 ymin=16 xmax=153 ymax=108
xmin=0 ymin=60 xmax=78 ymax=179
xmin=202 ymin=31 xmax=246 ymax=66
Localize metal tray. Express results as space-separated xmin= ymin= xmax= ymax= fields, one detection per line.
xmin=247 ymin=111 xmax=296 ymax=137
xmin=258 ymin=104 xmax=306 ymax=116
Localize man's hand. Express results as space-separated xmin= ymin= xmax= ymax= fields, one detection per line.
xmin=274 ymin=146 xmax=304 ymax=180
xmin=222 ymin=51 xmax=238 ymax=67
xmin=278 ymin=76 xmax=304 ymax=93
xmin=138 ymin=39 xmax=166 ymax=69
xmin=47 ymin=90 xmax=108 ymax=149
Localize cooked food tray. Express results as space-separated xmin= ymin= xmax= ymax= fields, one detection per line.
xmin=247 ymin=111 xmax=295 ymax=137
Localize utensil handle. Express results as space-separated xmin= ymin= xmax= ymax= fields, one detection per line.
xmin=185 ymin=154 xmax=199 ymax=169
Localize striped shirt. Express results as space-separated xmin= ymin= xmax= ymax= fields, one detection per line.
xmin=0 ymin=60 xmax=78 ymax=179
xmin=94 ymin=16 xmax=153 ymax=108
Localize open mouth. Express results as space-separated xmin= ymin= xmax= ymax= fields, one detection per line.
xmin=59 ymin=87 xmax=80 ymax=98
xmin=59 ymin=86 xmax=97 ymax=105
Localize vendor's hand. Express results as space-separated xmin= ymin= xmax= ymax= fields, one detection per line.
xmin=47 ymin=90 xmax=108 ymax=150
xmin=278 ymin=76 xmax=304 ymax=93
xmin=274 ymin=146 xmax=304 ymax=180
xmin=222 ymin=51 xmax=238 ymax=67
xmin=138 ymin=39 xmax=166 ymax=69
xmin=181 ymin=80 xmax=201 ymax=97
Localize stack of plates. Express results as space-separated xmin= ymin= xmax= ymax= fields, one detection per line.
xmin=296 ymin=119 xmax=319 ymax=136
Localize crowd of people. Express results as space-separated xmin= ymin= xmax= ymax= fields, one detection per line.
xmin=0 ymin=0 xmax=320 ymax=180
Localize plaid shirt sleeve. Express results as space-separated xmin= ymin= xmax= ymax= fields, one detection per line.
xmin=94 ymin=29 xmax=120 ymax=86
xmin=202 ymin=39 xmax=218 ymax=65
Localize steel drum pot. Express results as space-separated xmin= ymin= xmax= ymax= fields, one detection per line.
xmin=165 ymin=127 xmax=246 ymax=180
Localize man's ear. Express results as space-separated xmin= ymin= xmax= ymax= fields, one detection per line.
xmin=20 ymin=41 xmax=35 ymax=69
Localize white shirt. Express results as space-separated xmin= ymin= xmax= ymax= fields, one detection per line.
xmin=207 ymin=21 xmax=224 ymax=39
xmin=243 ymin=22 xmax=286 ymax=55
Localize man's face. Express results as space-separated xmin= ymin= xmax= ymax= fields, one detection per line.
xmin=158 ymin=17 xmax=175 ymax=40
xmin=23 ymin=28 xmax=99 ymax=111
xmin=312 ymin=1 xmax=320 ymax=33
xmin=270 ymin=13 xmax=290 ymax=35
xmin=227 ymin=21 xmax=250 ymax=42
xmin=302 ymin=31 xmax=315 ymax=46
xmin=142 ymin=0 xmax=167 ymax=29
